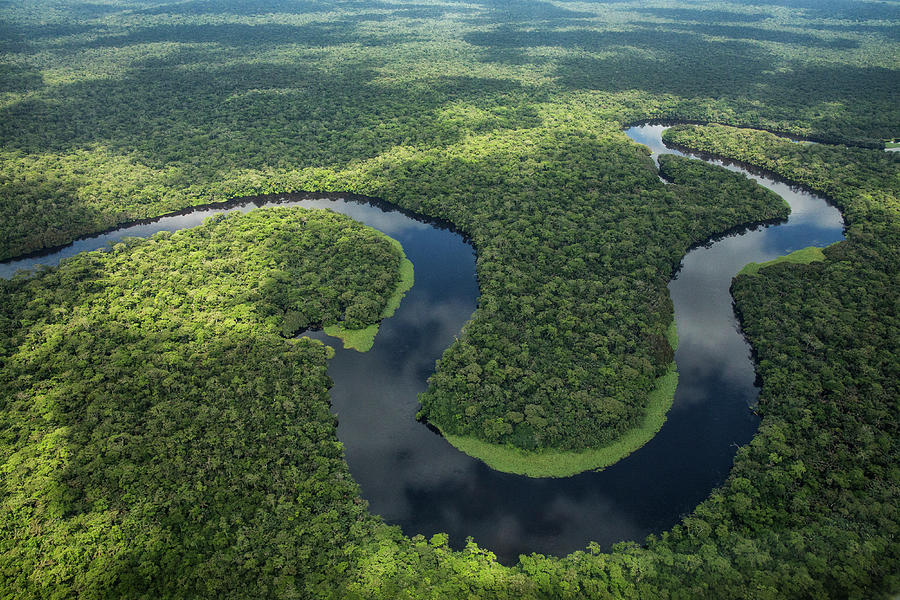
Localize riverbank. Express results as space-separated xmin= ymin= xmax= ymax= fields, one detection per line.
xmin=738 ymin=245 xmax=826 ymax=276
xmin=439 ymin=322 xmax=678 ymax=478
xmin=323 ymin=237 xmax=415 ymax=352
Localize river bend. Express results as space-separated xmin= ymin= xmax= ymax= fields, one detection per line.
xmin=0 ymin=126 xmax=844 ymax=564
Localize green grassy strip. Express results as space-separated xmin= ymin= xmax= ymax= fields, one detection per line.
xmin=323 ymin=323 xmax=380 ymax=352
xmin=383 ymin=239 xmax=415 ymax=319
xmin=443 ymin=366 xmax=678 ymax=478
xmin=885 ymin=141 xmax=900 ymax=149
xmin=738 ymin=245 xmax=826 ymax=277
xmin=665 ymin=319 xmax=678 ymax=351
xmin=441 ymin=322 xmax=679 ymax=478
xmin=324 ymin=239 xmax=415 ymax=352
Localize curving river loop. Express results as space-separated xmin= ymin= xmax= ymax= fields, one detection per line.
xmin=0 ymin=126 xmax=844 ymax=564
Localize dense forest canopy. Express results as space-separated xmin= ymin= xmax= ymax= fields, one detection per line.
xmin=0 ymin=0 xmax=898 ymax=597
xmin=0 ymin=208 xmax=409 ymax=597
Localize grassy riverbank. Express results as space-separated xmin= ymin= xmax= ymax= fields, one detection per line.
xmin=738 ymin=246 xmax=827 ymax=277
xmin=443 ymin=366 xmax=678 ymax=478
xmin=324 ymin=238 xmax=414 ymax=352
xmin=441 ymin=322 xmax=678 ymax=478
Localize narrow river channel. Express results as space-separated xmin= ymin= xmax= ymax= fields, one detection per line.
xmin=0 ymin=126 xmax=844 ymax=564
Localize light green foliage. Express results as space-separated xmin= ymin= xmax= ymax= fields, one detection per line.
xmin=323 ymin=322 xmax=380 ymax=352
xmin=385 ymin=251 xmax=416 ymax=318
xmin=666 ymin=319 xmax=679 ymax=351
xmin=739 ymin=245 xmax=826 ymax=276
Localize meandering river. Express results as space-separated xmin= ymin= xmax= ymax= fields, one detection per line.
xmin=0 ymin=125 xmax=844 ymax=564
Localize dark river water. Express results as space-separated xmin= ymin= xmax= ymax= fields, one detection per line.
xmin=0 ymin=125 xmax=844 ymax=564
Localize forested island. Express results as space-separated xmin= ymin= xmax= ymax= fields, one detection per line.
xmin=0 ymin=0 xmax=898 ymax=597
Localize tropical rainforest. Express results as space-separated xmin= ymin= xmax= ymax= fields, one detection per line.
xmin=0 ymin=0 xmax=898 ymax=598
xmin=0 ymin=208 xmax=411 ymax=597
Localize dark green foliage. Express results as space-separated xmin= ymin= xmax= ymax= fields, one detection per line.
xmin=0 ymin=208 xmax=404 ymax=598
xmin=0 ymin=0 xmax=897 ymax=452
xmin=1 ymin=0 xmax=897 ymax=259
xmin=663 ymin=124 xmax=900 ymax=229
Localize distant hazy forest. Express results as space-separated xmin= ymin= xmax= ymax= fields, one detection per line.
xmin=0 ymin=0 xmax=898 ymax=598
